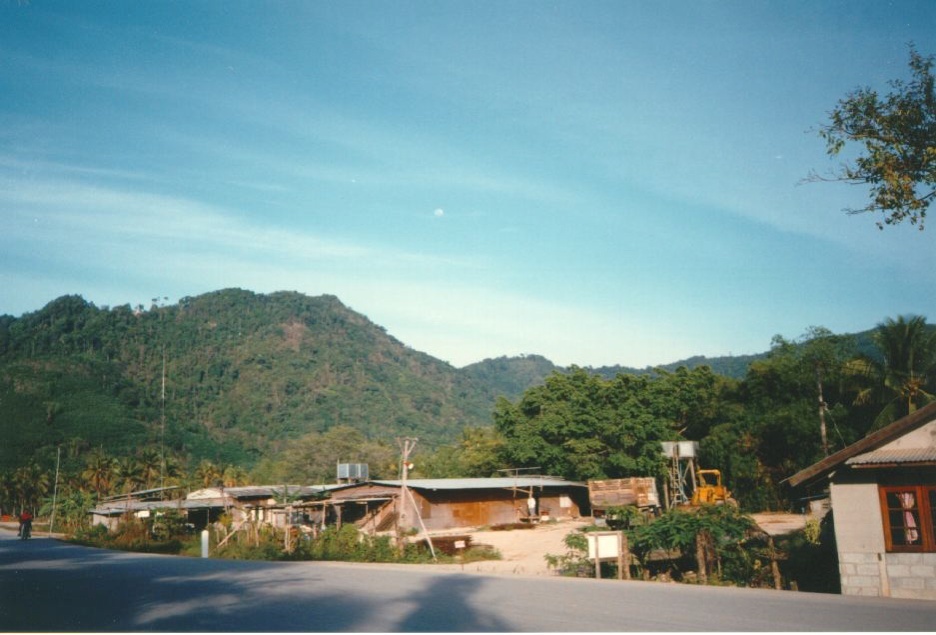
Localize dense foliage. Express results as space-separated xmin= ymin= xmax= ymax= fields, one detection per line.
xmin=492 ymin=366 xmax=732 ymax=482
xmin=0 ymin=289 xmax=516 ymax=475
xmin=547 ymin=506 xmax=839 ymax=591
xmin=2 ymin=288 xmax=934 ymax=527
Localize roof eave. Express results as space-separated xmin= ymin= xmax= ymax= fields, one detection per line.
xmin=786 ymin=401 xmax=936 ymax=488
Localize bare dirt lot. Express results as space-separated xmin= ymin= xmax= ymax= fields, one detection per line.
xmin=424 ymin=512 xmax=810 ymax=577
xmin=427 ymin=519 xmax=590 ymax=576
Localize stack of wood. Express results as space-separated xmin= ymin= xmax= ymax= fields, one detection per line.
xmin=587 ymin=477 xmax=660 ymax=510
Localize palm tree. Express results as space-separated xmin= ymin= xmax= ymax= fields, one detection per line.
xmin=851 ymin=315 xmax=936 ymax=432
xmin=11 ymin=465 xmax=50 ymax=515
xmin=221 ymin=465 xmax=248 ymax=487
xmin=30 ymin=466 xmax=51 ymax=511
xmin=82 ymin=450 xmax=117 ymax=498
xmin=10 ymin=468 xmax=31 ymax=515
xmin=195 ymin=460 xmax=223 ymax=488
xmin=115 ymin=456 xmax=145 ymax=496
xmin=137 ymin=448 xmax=163 ymax=490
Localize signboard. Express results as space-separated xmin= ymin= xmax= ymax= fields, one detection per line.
xmin=584 ymin=531 xmax=630 ymax=581
xmin=586 ymin=531 xmax=622 ymax=560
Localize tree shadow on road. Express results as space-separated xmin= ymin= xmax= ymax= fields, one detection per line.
xmin=0 ymin=533 xmax=512 ymax=632
xmin=396 ymin=573 xmax=511 ymax=632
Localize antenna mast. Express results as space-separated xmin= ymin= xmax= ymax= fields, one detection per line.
xmin=161 ymin=348 xmax=167 ymax=489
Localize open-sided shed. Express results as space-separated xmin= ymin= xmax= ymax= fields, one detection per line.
xmin=330 ymin=477 xmax=589 ymax=532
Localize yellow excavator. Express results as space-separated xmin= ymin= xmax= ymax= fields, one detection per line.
xmin=690 ymin=469 xmax=738 ymax=507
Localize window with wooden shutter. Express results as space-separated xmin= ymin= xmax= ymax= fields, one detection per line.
xmin=879 ymin=486 xmax=936 ymax=552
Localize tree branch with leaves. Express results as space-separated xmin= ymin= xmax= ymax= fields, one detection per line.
xmin=807 ymin=45 xmax=936 ymax=230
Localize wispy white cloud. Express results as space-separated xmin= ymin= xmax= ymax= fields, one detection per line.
xmin=0 ymin=175 xmax=485 ymax=269
xmin=0 ymin=171 xmax=690 ymax=367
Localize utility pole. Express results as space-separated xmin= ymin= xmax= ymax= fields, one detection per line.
xmin=816 ymin=365 xmax=830 ymax=456
xmin=397 ymin=437 xmax=435 ymax=560
xmin=49 ymin=446 xmax=61 ymax=536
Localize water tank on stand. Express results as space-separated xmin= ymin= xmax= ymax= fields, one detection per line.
xmin=337 ymin=463 xmax=369 ymax=483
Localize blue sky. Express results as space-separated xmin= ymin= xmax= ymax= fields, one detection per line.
xmin=2 ymin=1 xmax=934 ymax=368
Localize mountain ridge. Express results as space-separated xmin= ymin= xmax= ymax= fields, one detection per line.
xmin=0 ymin=288 xmax=870 ymax=472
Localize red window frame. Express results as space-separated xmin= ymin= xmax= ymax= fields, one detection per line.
xmin=879 ymin=485 xmax=936 ymax=552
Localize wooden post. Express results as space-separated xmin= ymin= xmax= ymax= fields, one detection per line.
xmin=769 ymin=536 xmax=783 ymax=590
xmin=620 ymin=534 xmax=631 ymax=580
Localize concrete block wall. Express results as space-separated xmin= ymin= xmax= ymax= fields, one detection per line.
xmin=886 ymin=553 xmax=936 ymax=600
xmin=840 ymin=551 xmax=936 ymax=600
xmin=839 ymin=551 xmax=885 ymax=597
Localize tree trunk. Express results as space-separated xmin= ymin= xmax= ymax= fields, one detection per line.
xmin=695 ymin=531 xmax=709 ymax=584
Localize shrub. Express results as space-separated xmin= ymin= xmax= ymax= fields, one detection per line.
xmin=545 ymin=529 xmax=593 ymax=577
xmin=778 ymin=512 xmax=840 ymax=593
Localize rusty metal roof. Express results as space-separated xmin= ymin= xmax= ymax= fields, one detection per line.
xmin=846 ymin=447 xmax=936 ymax=466
xmin=371 ymin=477 xmax=586 ymax=490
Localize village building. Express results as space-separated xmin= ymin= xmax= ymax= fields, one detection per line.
xmin=788 ymin=401 xmax=936 ymax=600
xmin=319 ymin=477 xmax=590 ymax=533
xmin=90 ymin=485 xmax=345 ymax=531
xmin=89 ymin=477 xmax=589 ymax=535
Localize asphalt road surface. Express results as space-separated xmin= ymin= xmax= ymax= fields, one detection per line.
xmin=2 ymin=530 xmax=936 ymax=632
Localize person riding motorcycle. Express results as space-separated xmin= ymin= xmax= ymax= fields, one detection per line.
xmin=18 ymin=511 xmax=33 ymax=540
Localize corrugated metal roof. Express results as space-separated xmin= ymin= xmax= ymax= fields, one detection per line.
xmin=90 ymin=499 xmax=191 ymax=515
xmin=371 ymin=477 xmax=585 ymax=490
xmin=787 ymin=401 xmax=936 ymax=488
xmin=846 ymin=447 xmax=936 ymax=466
xmin=187 ymin=484 xmax=346 ymax=500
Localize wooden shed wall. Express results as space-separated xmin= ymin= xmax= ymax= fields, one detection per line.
xmin=406 ymin=487 xmax=586 ymax=531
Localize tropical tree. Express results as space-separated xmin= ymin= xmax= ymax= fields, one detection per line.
xmin=494 ymin=367 xmax=681 ymax=481
xmin=703 ymin=327 xmax=859 ymax=509
xmin=81 ymin=450 xmax=117 ymax=498
xmin=0 ymin=472 xmax=13 ymax=516
xmin=809 ymin=45 xmax=936 ymax=230
xmin=115 ymin=456 xmax=145 ymax=495
xmin=250 ymin=426 xmax=397 ymax=484
xmin=137 ymin=448 xmax=163 ymax=490
xmin=418 ymin=426 xmax=506 ymax=478
xmin=11 ymin=464 xmax=50 ymax=515
xmin=454 ymin=426 xmax=505 ymax=477
xmin=221 ymin=464 xmax=249 ymax=487
xmin=194 ymin=460 xmax=223 ymax=488
xmin=850 ymin=315 xmax=936 ymax=431
xmin=41 ymin=488 xmax=95 ymax=532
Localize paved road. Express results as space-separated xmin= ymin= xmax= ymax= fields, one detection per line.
xmin=2 ymin=530 xmax=936 ymax=632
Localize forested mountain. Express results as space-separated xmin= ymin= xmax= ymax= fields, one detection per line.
xmin=3 ymin=289 xmax=784 ymax=474
xmin=461 ymin=354 xmax=559 ymax=398
xmin=1 ymin=288 xmax=915 ymax=501
xmin=0 ymin=290 xmax=518 ymax=472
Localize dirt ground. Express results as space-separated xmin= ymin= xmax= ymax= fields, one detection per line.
xmin=426 ymin=519 xmax=591 ymax=576
xmin=423 ymin=512 xmax=810 ymax=577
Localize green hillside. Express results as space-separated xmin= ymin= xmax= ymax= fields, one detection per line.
xmin=0 ymin=290 xmax=505 ymax=472
xmin=461 ymin=354 xmax=559 ymax=400
xmin=0 ymin=288 xmax=895 ymax=477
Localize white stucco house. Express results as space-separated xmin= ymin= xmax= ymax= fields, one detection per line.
xmin=788 ymin=401 xmax=936 ymax=600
